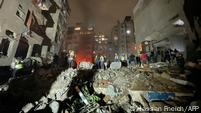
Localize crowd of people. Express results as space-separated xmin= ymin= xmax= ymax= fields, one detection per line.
xmin=59 ymin=48 xmax=186 ymax=70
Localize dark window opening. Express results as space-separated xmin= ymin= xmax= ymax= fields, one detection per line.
xmin=5 ymin=29 xmax=14 ymax=39
xmin=15 ymin=37 xmax=28 ymax=59
xmin=32 ymin=44 xmax=41 ymax=56
xmin=0 ymin=39 xmax=10 ymax=57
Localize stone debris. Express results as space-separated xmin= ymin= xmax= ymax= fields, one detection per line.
xmin=93 ymin=66 xmax=193 ymax=110
xmin=149 ymin=62 xmax=168 ymax=68
xmin=17 ymin=64 xmax=194 ymax=113
xmin=109 ymin=62 xmax=122 ymax=70
xmin=20 ymin=68 xmax=78 ymax=113
xmin=49 ymin=101 xmax=60 ymax=113
xmin=0 ymin=84 xmax=9 ymax=91
xmin=47 ymin=68 xmax=77 ymax=101
xmin=34 ymin=96 xmax=48 ymax=110
xmin=79 ymin=61 xmax=94 ymax=70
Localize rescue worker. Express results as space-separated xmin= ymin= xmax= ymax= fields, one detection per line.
xmin=10 ymin=58 xmax=23 ymax=80
xmin=120 ymin=54 xmax=127 ymax=66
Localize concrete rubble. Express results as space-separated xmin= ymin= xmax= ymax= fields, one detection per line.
xmin=93 ymin=65 xmax=194 ymax=111
xmin=0 ymin=84 xmax=9 ymax=92
xmin=20 ymin=68 xmax=78 ymax=113
xmin=109 ymin=62 xmax=122 ymax=70
xmin=79 ymin=62 xmax=94 ymax=70
xmin=47 ymin=68 xmax=77 ymax=101
xmin=1 ymin=62 xmax=195 ymax=113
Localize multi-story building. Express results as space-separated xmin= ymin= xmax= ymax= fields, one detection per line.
xmin=133 ymin=0 xmax=201 ymax=58
xmin=0 ymin=0 xmax=70 ymax=66
xmin=94 ymin=33 xmax=108 ymax=54
xmin=111 ymin=16 xmax=135 ymax=58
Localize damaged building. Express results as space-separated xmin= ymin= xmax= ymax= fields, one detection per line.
xmin=0 ymin=0 xmax=201 ymax=113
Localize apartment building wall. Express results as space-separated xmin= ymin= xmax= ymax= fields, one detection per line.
xmin=46 ymin=0 xmax=70 ymax=55
xmin=0 ymin=0 xmax=70 ymax=66
xmin=133 ymin=0 xmax=191 ymax=57
xmin=111 ymin=17 xmax=135 ymax=58
xmin=0 ymin=0 xmax=26 ymax=66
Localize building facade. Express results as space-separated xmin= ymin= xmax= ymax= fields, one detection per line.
xmin=111 ymin=16 xmax=135 ymax=58
xmin=133 ymin=0 xmax=201 ymax=58
xmin=0 ymin=0 xmax=70 ymax=66
xmin=62 ymin=23 xmax=95 ymax=64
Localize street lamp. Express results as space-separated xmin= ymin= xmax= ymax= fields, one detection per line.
xmin=125 ymin=28 xmax=130 ymax=59
xmin=126 ymin=30 xmax=131 ymax=34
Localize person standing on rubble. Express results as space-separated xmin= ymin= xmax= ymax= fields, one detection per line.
xmin=68 ymin=50 xmax=75 ymax=68
xmin=176 ymin=53 xmax=185 ymax=73
xmin=150 ymin=51 xmax=155 ymax=63
xmin=100 ymin=55 xmax=105 ymax=69
xmin=120 ymin=54 xmax=128 ymax=66
xmin=95 ymin=55 xmax=100 ymax=69
xmin=140 ymin=52 xmax=148 ymax=67
xmin=164 ymin=49 xmax=171 ymax=63
xmin=136 ymin=55 xmax=141 ymax=67
xmin=129 ymin=54 xmax=135 ymax=65
xmin=104 ymin=56 xmax=108 ymax=69
xmin=114 ymin=53 xmax=120 ymax=62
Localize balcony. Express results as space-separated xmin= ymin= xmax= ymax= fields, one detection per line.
xmin=32 ymin=0 xmax=52 ymax=11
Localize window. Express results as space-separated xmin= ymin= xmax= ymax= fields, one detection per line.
xmin=5 ymin=29 xmax=14 ymax=39
xmin=16 ymin=4 xmax=25 ymax=20
xmin=0 ymin=39 xmax=10 ymax=56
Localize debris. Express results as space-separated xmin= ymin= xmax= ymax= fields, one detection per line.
xmin=75 ymin=86 xmax=90 ymax=105
xmin=20 ymin=103 xmax=34 ymax=113
xmin=145 ymin=91 xmax=175 ymax=102
xmin=109 ymin=62 xmax=121 ymax=69
xmin=49 ymin=101 xmax=60 ymax=113
xmin=79 ymin=62 xmax=94 ymax=70
xmin=170 ymin=78 xmax=195 ymax=86
xmin=0 ymin=84 xmax=9 ymax=91
xmin=106 ymin=85 xmax=118 ymax=98
xmin=6 ymin=63 xmax=194 ymax=113
xmin=34 ymin=96 xmax=48 ymax=110
xmin=149 ymin=62 xmax=168 ymax=68
xmin=47 ymin=68 xmax=77 ymax=101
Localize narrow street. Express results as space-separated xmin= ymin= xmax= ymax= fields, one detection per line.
xmin=0 ymin=0 xmax=201 ymax=113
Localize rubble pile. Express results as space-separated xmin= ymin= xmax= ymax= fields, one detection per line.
xmin=47 ymin=68 xmax=77 ymax=100
xmin=21 ymin=68 xmax=78 ymax=112
xmin=93 ymin=66 xmax=194 ymax=111
xmin=1 ymin=63 xmax=195 ymax=113
xmin=149 ymin=62 xmax=168 ymax=69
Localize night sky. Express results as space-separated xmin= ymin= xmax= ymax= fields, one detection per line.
xmin=68 ymin=0 xmax=137 ymax=35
